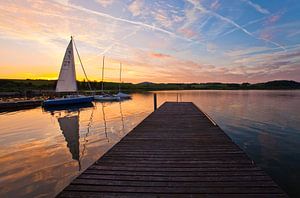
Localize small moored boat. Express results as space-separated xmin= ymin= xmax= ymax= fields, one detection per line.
xmin=94 ymin=94 xmax=120 ymax=101
xmin=115 ymin=62 xmax=132 ymax=100
xmin=115 ymin=92 xmax=131 ymax=99
xmin=94 ymin=56 xmax=120 ymax=102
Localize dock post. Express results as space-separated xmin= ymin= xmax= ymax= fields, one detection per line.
xmin=153 ymin=93 xmax=157 ymax=111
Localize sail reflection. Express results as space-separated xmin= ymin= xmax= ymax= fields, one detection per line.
xmin=58 ymin=115 xmax=81 ymax=170
xmin=56 ymin=106 xmax=94 ymax=171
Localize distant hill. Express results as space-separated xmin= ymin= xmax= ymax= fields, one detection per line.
xmin=250 ymin=80 xmax=300 ymax=89
xmin=137 ymin=82 xmax=154 ymax=85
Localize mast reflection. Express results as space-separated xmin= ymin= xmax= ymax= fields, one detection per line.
xmin=119 ymin=101 xmax=125 ymax=135
xmin=101 ymin=103 xmax=109 ymax=142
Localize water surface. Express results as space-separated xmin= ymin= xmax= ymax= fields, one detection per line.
xmin=0 ymin=90 xmax=299 ymax=197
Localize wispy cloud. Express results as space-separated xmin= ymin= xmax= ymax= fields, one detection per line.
xmin=217 ymin=17 xmax=266 ymax=39
xmin=242 ymin=0 xmax=270 ymax=15
xmin=128 ymin=0 xmax=143 ymax=16
xmin=150 ymin=52 xmax=171 ymax=59
xmin=210 ymin=0 xmax=221 ymax=11
xmin=52 ymin=0 xmax=188 ymax=41
xmin=51 ymin=0 xmax=211 ymax=55
xmin=185 ymin=0 xmax=286 ymax=50
xmin=95 ymin=0 xmax=114 ymax=7
xmin=100 ymin=27 xmax=141 ymax=55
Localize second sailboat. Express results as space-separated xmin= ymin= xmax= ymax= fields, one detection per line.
xmin=94 ymin=56 xmax=120 ymax=101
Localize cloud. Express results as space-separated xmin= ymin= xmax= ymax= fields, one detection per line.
xmin=210 ymin=0 xmax=221 ymax=11
xmin=266 ymin=11 xmax=284 ymax=24
xmin=242 ymin=0 xmax=270 ymax=15
xmin=206 ymin=43 xmax=217 ymax=53
xmin=181 ymin=3 xmax=199 ymax=29
xmin=52 ymin=0 xmax=195 ymax=44
xmin=150 ymin=52 xmax=171 ymax=59
xmin=100 ymin=27 xmax=141 ymax=55
xmin=218 ymin=17 xmax=265 ymax=39
xmin=95 ymin=0 xmax=114 ymax=7
xmin=260 ymin=30 xmax=273 ymax=40
xmin=178 ymin=28 xmax=197 ymax=38
xmin=128 ymin=0 xmax=143 ymax=16
xmin=185 ymin=0 xmax=286 ymax=50
xmin=152 ymin=9 xmax=173 ymax=28
xmin=224 ymin=46 xmax=277 ymax=57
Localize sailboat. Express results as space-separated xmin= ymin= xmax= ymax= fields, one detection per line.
xmin=43 ymin=37 xmax=94 ymax=107
xmin=115 ymin=62 xmax=131 ymax=99
xmin=94 ymin=56 xmax=120 ymax=101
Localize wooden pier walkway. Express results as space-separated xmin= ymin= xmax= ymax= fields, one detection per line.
xmin=58 ymin=102 xmax=287 ymax=197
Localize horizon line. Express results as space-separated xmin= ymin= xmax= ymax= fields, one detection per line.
xmin=0 ymin=78 xmax=299 ymax=85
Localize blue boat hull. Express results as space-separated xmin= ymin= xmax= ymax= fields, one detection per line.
xmin=43 ymin=102 xmax=94 ymax=112
xmin=43 ymin=96 xmax=93 ymax=107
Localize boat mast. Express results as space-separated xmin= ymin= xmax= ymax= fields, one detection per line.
xmin=72 ymin=36 xmax=93 ymax=92
xmin=101 ymin=56 xmax=105 ymax=94
xmin=119 ymin=62 xmax=122 ymax=92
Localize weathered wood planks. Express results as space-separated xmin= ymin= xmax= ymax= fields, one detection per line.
xmin=58 ymin=102 xmax=287 ymax=197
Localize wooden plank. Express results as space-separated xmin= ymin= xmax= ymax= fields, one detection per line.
xmin=63 ymin=185 xmax=283 ymax=194
xmin=57 ymin=102 xmax=287 ymax=197
xmin=59 ymin=191 xmax=286 ymax=198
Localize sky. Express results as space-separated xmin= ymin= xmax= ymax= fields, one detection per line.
xmin=0 ymin=0 xmax=300 ymax=83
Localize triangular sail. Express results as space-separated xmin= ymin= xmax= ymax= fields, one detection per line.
xmin=56 ymin=38 xmax=77 ymax=92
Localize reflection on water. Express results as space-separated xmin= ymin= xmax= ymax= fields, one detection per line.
xmin=0 ymin=93 xmax=153 ymax=197
xmin=101 ymin=103 xmax=109 ymax=142
xmin=58 ymin=115 xmax=80 ymax=170
xmin=0 ymin=91 xmax=299 ymax=197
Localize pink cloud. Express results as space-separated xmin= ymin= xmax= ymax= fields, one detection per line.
xmin=96 ymin=0 xmax=114 ymax=7
xmin=178 ymin=28 xmax=197 ymax=38
xmin=210 ymin=0 xmax=221 ymax=11
xmin=150 ymin=52 xmax=171 ymax=59
xmin=260 ymin=30 xmax=273 ymax=40
xmin=268 ymin=15 xmax=281 ymax=23
xmin=266 ymin=10 xmax=285 ymax=25
xmin=128 ymin=0 xmax=143 ymax=16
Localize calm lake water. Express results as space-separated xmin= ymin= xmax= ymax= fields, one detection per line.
xmin=0 ymin=90 xmax=299 ymax=197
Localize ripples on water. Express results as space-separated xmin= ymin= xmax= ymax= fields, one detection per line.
xmin=0 ymin=91 xmax=299 ymax=197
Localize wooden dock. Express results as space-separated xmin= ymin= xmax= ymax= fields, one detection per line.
xmin=0 ymin=99 xmax=42 ymax=112
xmin=58 ymin=102 xmax=287 ymax=197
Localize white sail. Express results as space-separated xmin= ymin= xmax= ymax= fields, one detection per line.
xmin=56 ymin=38 xmax=77 ymax=92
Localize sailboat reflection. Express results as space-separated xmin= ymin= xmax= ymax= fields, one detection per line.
xmin=58 ymin=115 xmax=81 ymax=169
xmin=57 ymin=107 xmax=94 ymax=171
xmin=56 ymin=102 xmax=123 ymax=171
